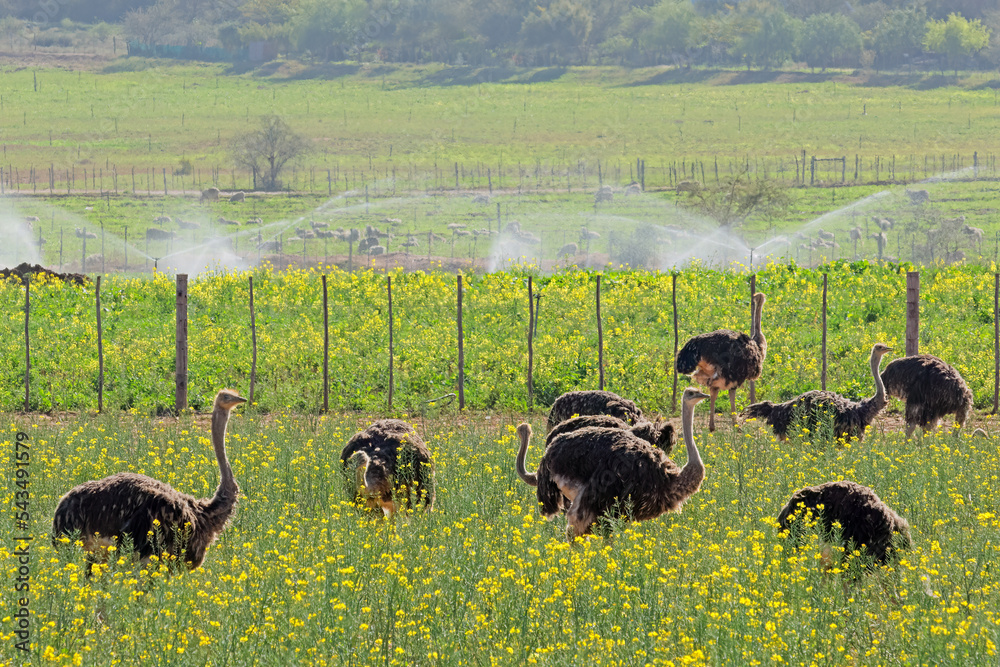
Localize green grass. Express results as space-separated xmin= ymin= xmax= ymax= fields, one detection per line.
xmin=2 ymin=62 xmax=1000 ymax=195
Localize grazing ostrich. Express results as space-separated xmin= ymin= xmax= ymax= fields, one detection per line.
xmin=880 ymin=354 xmax=973 ymax=438
xmin=676 ymin=292 xmax=767 ymax=431
xmin=340 ymin=419 xmax=434 ymax=515
xmin=515 ymin=388 xmax=708 ymax=540
xmin=849 ymin=227 xmax=863 ymax=257
xmin=778 ymin=480 xmax=911 ymax=567
xmin=52 ymin=389 xmax=247 ymax=573
xmin=546 ymin=390 xmax=645 ymax=432
xmin=742 ymin=344 xmax=892 ymax=442
xmin=546 ymin=414 xmax=675 ymax=454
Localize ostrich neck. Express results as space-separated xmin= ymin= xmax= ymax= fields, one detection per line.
xmin=209 ymin=405 xmax=238 ymax=503
xmin=752 ymin=299 xmax=766 ymax=350
xmin=677 ymin=400 xmax=704 ymax=484
xmin=869 ymin=351 xmax=886 ymax=405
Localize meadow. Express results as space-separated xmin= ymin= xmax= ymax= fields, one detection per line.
xmin=1 ymin=401 xmax=998 ymax=665
xmin=0 ymin=262 xmax=997 ymax=419
xmin=2 ymin=62 xmax=1000 ymax=195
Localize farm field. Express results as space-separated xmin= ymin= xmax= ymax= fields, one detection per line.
xmin=4 ymin=173 xmax=1000 ymax=274
xmin=4 ymin=59 xmax=1000 ymax=666
xmin=0 ymin=263 xmax=998 ymax=419
xmin=1 ymin=62 xmax=1000 ymax=193
xmin=4 ymin=62 xmax=1000 ymax=271
xmin=1 ymin=406 xmax=998 ymax=665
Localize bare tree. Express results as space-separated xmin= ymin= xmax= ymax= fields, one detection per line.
xmin=230 ymin=115 xmax=309 ymax=191
xmin=681 ymin=170 xmax=790 ymax=230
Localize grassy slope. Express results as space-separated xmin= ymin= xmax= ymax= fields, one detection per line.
xmin=1 ymin=62 xmax=999 ymax=186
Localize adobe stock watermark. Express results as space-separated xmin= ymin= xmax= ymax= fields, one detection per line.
xmin=11 ymin=431 xmax=32 ymax=653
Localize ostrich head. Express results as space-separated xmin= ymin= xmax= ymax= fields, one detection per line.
xmin=214 ymin=389 xmax=248 ymax=412
xmin=682 ymin=387 xmax=709 ymax=407
xmin=871 ymin=343 xmax=893 ymax=360
xmin=346 ymin=450 xmax=393 ymax=511
xmin=347 ymin=451 xmax=391 ymax=497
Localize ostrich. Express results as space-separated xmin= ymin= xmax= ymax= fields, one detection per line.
xmin=515 ymin=387 xmax=708 ymax=540
xmin=676 ymin=292 xmax=767 ymax=431
xmin=546 ymin=414 xmax=675 ymax=454
xmin=51 ymin=389 xmax=247 ymax=573
xmin=880 ymin=354 xmax=973 ymax=438
xmin=778 ymin=480 xmax=911 ymax=567
xmin=340 ymin=419 xmax=434 ymax=515
xmin=546 ymin=390 xmax=645 ymax=431
xmin=742 ymin=343 xmax=892 ymax=441
xmin=557 ymin=242 xmax=578 ymax=258
xmin=870 ymin=232 xmax=888 ymax=260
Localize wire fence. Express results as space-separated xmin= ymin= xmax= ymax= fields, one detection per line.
xmin=2 ymin=265 xmax=997 ymax=417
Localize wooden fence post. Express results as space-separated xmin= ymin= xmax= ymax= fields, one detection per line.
xmin=671 ymin=273 xmax=679 ymax=415
xmin=821 ymin=273 xmax=828 ymax=391
xmin=96 ymin=276 xmax=103 ymax=413
xmin=528 ymin=276 xmax=534 ymax=409
xmin=322 ymin=275 xmax=329 ymax=413
xmin=23 ymin=276 xmax=29 ymax=412
xmin=596 ymin=275 xmax=604 ymax=391
xmin=457 ymin=274 xmax=465 ymax=410
xmin=749 ymin=273 xmax=756 ymax=403
xmin=906 ymin=271 xmax=919 ymax=356
xmin=387 ymin=276 xmax=394 ymax=410
xmin=175 ymin=274 xmax=188 ymax=412
xmin=994 ymin=273 xmax=998 ymax=414
xmin=249 ymin=276 xmax=257 ymax=405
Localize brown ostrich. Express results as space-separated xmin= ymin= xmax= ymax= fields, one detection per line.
xmin=778 ymin=480 xmax=911 ymax=567
xmin=880 ymin=354 xmax=973 ymax=438
xmin=51 ymin=389 xmax=247 ymax=573
xmin=515 ymin=387 xmax=708 ymax=540
xmin=676 ymin=292 xmax=767 ymax=431
xmin=340 ymin=419 xmax=434 ymax=515
xmin=743 ymin=344 xmax=892 ymax=442
xmin=545 ymin=414 xmax=675 ymax=454
xmin=546 ymin=390 xmax=646 ymax=431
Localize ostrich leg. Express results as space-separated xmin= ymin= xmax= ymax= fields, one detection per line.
xmin=708 ymin=388 xmax=719 ymax=432
xmin=729 ymin=389 xmax=737 ymax=421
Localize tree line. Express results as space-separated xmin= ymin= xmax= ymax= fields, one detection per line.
xmin=1 ymin=0 xmax=998 ymax=72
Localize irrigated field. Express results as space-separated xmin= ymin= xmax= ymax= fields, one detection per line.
xmin=2 ymin=405 xmax=998 ymax=665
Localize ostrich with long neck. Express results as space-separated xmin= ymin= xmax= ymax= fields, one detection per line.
xmin=743 ymin=344 xmax=892 ymax=441
xmin=516 ymin=387 xmax=708 ymax=540
xmin=676 ymin=292 xmax=767 ymax=431
xmin=52 ymin=389 xmax=247 ymax=572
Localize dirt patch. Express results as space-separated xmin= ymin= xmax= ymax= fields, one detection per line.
xmin=0 ymin=50 xmax=113 ymax=70
xmin=0 ymin=262 xmax=89 ymax=286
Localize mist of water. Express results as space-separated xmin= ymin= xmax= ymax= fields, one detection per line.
xmin=0 ymin=201 xmax=41 ymax=266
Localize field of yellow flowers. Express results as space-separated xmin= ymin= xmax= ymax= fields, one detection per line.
xmin=2 ymin=261 xmax=1000 ymax=664
xmin=2 ymin=406 xmax=998 ymax=665
xmin=0 ymin=261 xmax=998 ymax=415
